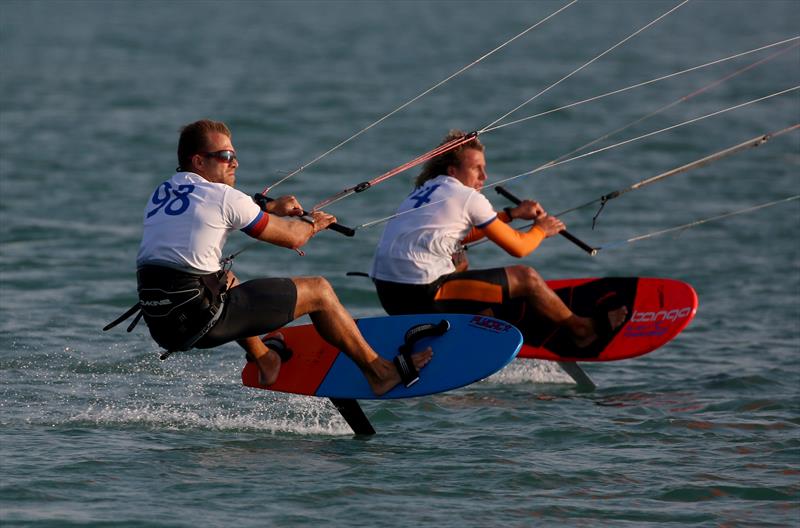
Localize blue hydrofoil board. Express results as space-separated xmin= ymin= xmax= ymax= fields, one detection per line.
xmin=242 ymin=314 xmax=523 ymax=399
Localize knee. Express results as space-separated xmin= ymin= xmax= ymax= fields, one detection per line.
xmin=316 ymin=276 xmax=336 ymax=298
xmin=509 ymin=265 xmax=545 ymax=295
xmin=300 ymin=276 xmax=338 ymax=305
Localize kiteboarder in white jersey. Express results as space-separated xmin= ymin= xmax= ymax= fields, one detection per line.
xmin=371 ymin=130 xmax=627 ymax=349
xmin=120 ymin=119 xmax=430 ymax=395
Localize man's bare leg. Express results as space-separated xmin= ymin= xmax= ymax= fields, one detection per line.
xmin=225 ymin=272 xmax=426 ymax=392
xmin=221 ymin=272 xmax=286 ymax=385
xmin=291 ymin=277 xmax=432 ymax=395
xmin=290 ymin=277 xmax=432 ymax=395
xmin=505 ymin=265 xmax=627 ymax=347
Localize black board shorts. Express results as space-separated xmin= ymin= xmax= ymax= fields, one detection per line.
xmin=194 ymin=277 xmax=297 ymax=349
xmin=374 ymin=267 xmax=525 ymax=322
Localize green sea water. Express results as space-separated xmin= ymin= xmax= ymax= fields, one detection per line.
xmin=1 ymin=1 xmax=798 ymax=526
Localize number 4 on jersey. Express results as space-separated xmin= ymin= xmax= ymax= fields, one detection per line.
xmin=409 ymin=183 xmax=440 ymax=208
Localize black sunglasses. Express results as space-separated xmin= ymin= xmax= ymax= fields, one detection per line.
xmin=201 ymin=150 xmax=237 ymax=163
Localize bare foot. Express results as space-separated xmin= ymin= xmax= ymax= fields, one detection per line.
xmin=572 ymin=306 xmax=629 ymax=348
xmin=256 ymin=332 xmax=285 ymax=386
xmin=366 ymin=347 xmax=433 ymax=396
xmin=607 ymin=306 xmax=628 ymax=330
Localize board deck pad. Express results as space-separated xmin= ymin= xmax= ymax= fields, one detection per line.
xmin=242 ymin=314 xmax=522 ymax=399
xmin=517 ymin=277 xmax=697 ymax=362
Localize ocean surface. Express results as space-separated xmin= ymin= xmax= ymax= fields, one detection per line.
xmin=1 ymin=1 xmax=798 ymax=526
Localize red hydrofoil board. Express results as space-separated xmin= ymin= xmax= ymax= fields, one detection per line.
xmin=242 ymin=313 xmax=522 ymax=399
xmin=516 ymin=277 xmax=697 ymax=362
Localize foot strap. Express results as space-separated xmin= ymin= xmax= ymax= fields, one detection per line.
xmin=263 ymin=336 xmax=293 ymax=362
xmin=246 ymin=335 xmax=293 ymax=363
xmin=591 ymin=310 xmax=613 ymax=339
xmin=393 ymin=319 xmax=450 ymax=388
xmin=393 ymin=350 xmax=420 ymax=388
xmin=592 ymin=293 xmax=625 ymax=339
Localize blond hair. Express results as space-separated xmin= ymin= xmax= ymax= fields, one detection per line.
xmin=415 ymin=130 xmax=484 ymax=188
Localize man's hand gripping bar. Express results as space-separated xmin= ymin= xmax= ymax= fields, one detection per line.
xmin=253 ymin=193 xmax=356 ymax=237
xmin=495 ymin=186 xmax=597 ymax=256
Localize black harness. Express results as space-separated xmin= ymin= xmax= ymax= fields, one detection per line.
xmin=104 ymin=265 xmax=228 ymax=359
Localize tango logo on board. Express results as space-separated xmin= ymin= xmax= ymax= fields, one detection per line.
xmin=630 ymin=307 xmax=693 ymax=323
xmin=625 ymin=306 xmax=694 ymax=338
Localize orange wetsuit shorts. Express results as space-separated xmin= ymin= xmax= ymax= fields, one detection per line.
xmin=374 ymin=267 xmax=525 ymax=322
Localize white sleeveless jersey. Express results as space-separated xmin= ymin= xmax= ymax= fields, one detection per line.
xmin=137 ymin=172 xmax=267 ymax=274
xmin=370 ymin=175 xmax=497 ymax=284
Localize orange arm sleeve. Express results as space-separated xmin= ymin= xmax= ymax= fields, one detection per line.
xmin=481 ymin=218 xmax=546 ymax=258
xmin=461 ymin=225 xmax=485 ymax=244
xmin=461 ymin=210 xmax=513 ymax=244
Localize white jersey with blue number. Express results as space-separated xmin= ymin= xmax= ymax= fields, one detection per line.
xmin=137 ymin=172 xmax=264 ymax=274
xmin=370 ymin=175 xmax=497 ymax=284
